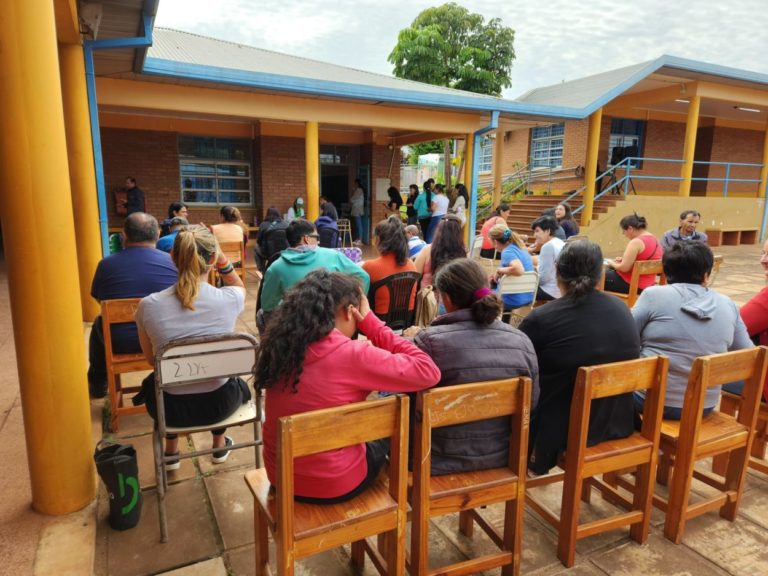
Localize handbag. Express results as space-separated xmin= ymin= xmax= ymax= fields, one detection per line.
xmin=414 ymin=285 xmax=438 ymax=328
xmin=94 ymin=441 xmax=143 ymax=530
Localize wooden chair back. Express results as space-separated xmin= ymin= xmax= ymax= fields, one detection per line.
xmin=245 ymin=395 xmax=409 ymax=576
xmin=411 ymin=377 xmax=531 ymax=576
xmin=525 ymin=356 xmax=669 ymax=567
xmin=656 ymin=346 xmax=768 ymax=543
xmin=153 ymin=332 xmax=261 ymax=542
xmin=101 ymin=298 xmax=152 ymax=431
xmin=210 ymin=240 xmax=247 ymax=288
xmin=367 ymin=271 xmax=421 ymax=332
xmin=716 ymin=391 xmax=768 ymax=476
xmin=605 ymin=259 xmax=664 ymax=308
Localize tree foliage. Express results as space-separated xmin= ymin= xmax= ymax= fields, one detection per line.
xmin=388 ymin=3 xmax=515 ymax=96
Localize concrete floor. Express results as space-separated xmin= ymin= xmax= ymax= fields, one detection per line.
xmin=2 ymin=242 xmax=768 ymax=575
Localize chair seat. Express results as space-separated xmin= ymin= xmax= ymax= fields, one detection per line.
xmin=427 ymin=467 xmax=520 ymax=513
xmin=111 ymin=353 xmax=152 ymax=373
xmin=581 ymin=433 xmax=653 ymax=476
xmin=246 ymin=468 xmax=398 ymax=540
xmin=166 ymin=400 xmax=257 ymax=435
xmin=660 ymin=412 xmax=749 ymax=457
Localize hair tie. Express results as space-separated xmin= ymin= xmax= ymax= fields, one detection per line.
xmin=502 ymin=229 xmax=512 ymax=242
xmin=473 ymin=287 xmax=492 ymax=301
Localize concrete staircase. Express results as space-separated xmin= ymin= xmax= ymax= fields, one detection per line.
xmin=500 ymin=194 xmax=626 ymax=236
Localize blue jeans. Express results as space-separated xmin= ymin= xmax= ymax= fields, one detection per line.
xmin=633 ymin=391 xmax=714 ymax=420
xmin=426 ymin=214 xmax=443 ymax=243
xmin=353 ymin=215 xmax=363 ymax=242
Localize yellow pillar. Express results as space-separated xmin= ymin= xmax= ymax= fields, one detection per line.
xmin=492 ymin=128 xmax=504 ymax=207
xmin=582 ymin=108 xmax=603 ymax=227
xmin=759 ymin=122 xmax=768 ymax=198
xmin=305 ymin=121 xmax=320 ymax=221
xmin=464 ymin=134 xmax=474 ymax=244
xmin=678 ymin=95 xmax=701 ymax=197
xmin=0 ymin=0 xmax=96 ymax=514
xmin=60 ymin=42 xmax=102 ymax=322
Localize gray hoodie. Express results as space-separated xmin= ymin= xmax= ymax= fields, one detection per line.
xmin=632 ymin=283 xmax=753 ymax=409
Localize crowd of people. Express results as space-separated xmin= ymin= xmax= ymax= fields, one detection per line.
xmin=89 ymin=184 xmax=766 ymax=504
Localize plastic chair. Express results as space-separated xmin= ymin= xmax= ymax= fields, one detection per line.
xmin=101 ymin=298 xmax=152 ymax=432
xmin=470 ymin=234 xmax=484 ymax=258
xmin=525 ymin=356 xmax=669 ymax=567
xmin=245 ymin=395 xmax=410 ymax=576
xmin=152 ymin=332 xmax=262 ymax=542
xmin=653 ymin=347 xmax=767 ymax=543
xmin=366 ymin=271 xmax=420 ymax=332
xmin=498 ymin=271 xmax=539 ymax=328
xmin=410 ymin=377 xmax=532 ymax=576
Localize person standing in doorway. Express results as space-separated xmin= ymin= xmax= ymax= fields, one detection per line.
xmin=124 ymin=177 xmax=145 ymax=215
xmin=350 ymin=178 xmax=365 ymax=245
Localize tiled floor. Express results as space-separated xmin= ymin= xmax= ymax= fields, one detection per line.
xmin=3 ymin=242 xmax=768 ymax=576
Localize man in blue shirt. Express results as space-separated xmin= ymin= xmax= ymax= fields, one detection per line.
xmin=155 ymin=216 xmax=188 ymax=252
xmin=88 ymin=212 xmax=177 ymax=397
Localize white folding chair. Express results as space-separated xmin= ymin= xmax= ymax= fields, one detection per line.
xmin=152 ymin=332 xmax=262 ymax=542
xmin=470 ymin=234 xmax=484 ymax=258
xmin=498 ymin=271 xmax=539 ymax=327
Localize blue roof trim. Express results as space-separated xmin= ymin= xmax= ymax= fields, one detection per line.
xmin=141 ymin=57 xmax=585 ymax=119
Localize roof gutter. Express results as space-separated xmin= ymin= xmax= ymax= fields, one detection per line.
xmin=84 ymin=12 xmax=154 ymax=254
xmin=469 ymin=111 xmax=500 ymax=241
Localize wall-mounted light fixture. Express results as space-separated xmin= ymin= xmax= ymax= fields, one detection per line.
xmin=675 ymin=99 xmax=690 ymax=104
xmin=734 ymin=106 xmax=762 ymax=113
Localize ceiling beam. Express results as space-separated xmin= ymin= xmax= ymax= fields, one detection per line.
xmin=54 ymin=0 xmax=80 ymax=45
xmin=606 ymin=82 xmax=697 ymax=111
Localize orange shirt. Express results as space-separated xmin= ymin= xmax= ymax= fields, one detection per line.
xmin=361 ymin=253 xmax=417 ymax=315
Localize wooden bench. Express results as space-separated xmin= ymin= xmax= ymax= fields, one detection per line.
xmin=706 ymin=228 xmax=758 ymax=247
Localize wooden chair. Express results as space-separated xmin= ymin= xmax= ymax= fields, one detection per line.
xmin=245 ymin=396 xmax=409 ymax=576
xmin=653 ymin=347 xmax=768 ymax=543
xmin=210 ymin=240 xmax=247 ymax=288
xmin=153 ymin=332 xmax=262 ymax=542
xmin=715 ymin=391 xmax=768 ymax=475
xmin=525 ymin=356 xmax=669 ymax=567
xmin=604 ymin=259 xmax=664 ymax=308
xmin=101 ymin=298 xmax=152 ymax=432
xmin=367 ymin=271 xmax=421 ymax=332
xmin=411 ymin=377 xmax=532 ymax=576
xmin=498 ymin=271 xmax=539 ymax=328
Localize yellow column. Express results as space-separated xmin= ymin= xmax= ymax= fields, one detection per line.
xmin=60 ymin=43 xmax=102 ymax=322
xmin=492 ymin=128 xmax=504 ymax=207
xmin=759 ymin=122 xmax=768 ymax=198
xmin=464 ymin=134 xmax=474 ymax=244
xmin=305 ymin=121 xmax=320 ymax=221
xmin=0 ymin=0 xmax=96 ymax=514
xmin=582 ymin=108 xmax=603 ymax=226
xmin=678 ymin=95 xmax=701 ymax=197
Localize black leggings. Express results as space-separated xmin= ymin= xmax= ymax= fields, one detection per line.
xmin=295 ymin=439 xmax=390 ymax=505
xmin=603 ymin=268 xmax=632 ymax=294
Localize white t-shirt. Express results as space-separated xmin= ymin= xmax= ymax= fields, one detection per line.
xmin=135 ymin=283 xmax=245 ymax=394
xmin=431 ymin=193 xmax=450 ymax=217
xmin=537 ymin=238 xmax=565 ymax=298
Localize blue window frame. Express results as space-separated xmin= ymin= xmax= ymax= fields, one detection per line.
xmin=530 ymin=123 xmax=564 ymax=168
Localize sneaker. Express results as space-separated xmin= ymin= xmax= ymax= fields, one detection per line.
xmin=88 ymin=381 xmax=107 ymax=399
xmin=352 ymin=239 xmax=362 ymax=246
xmin=165 ymin=452 xmax=181 ymax=472
xmin=212 ymin=436 xmax=234 ymax=464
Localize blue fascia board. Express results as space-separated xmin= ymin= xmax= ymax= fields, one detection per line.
xmin=141 ymin=57 xmax=585 ymax=120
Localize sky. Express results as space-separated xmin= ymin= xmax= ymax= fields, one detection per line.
xmin=154 ymin=0 xmax=768 ymax=99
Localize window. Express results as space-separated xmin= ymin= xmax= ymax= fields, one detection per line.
xmin=608 ymin=119 xmax=645 ymax=168
xmin=478 ymin=136 xmax=493 ymax=173
xmin=319 ymin=144 xmax=350 ymax=165
xmin=530 ymin=123 xmax=564 ymax=168
xmin=178 ymin=136 xmax=253 ymax=205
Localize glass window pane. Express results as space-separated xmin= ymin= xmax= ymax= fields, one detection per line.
xmin=216 ymin=164 xmax=250 ymax=177
xmin=183 ymin=190 xmax=217 ymax=203
xmin=218 ymin=178 xmax=251 ymax=191
xmin=180 ymin=162 xmax=216 ymax=176
xmin=181 ymin=176 xmax=215 ymax=189
xmin=178 ymin=137 xmax=215 ymax=159
xmin=219 ymin=191 xmax=251 ymax=204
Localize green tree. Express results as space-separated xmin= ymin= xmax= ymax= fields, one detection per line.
xmin=388 ymin=3 xmax=515 ymax=97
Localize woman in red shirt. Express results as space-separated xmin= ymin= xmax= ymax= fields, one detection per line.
xmin=479 ymin=203 xmax=511 ymax=259
xmin=604 ymin=213 xmax=662 ymax=294
xmin=256 ymin=269 xmax=440 ymax=503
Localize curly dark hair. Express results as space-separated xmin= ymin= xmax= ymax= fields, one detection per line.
xmin=255 ymin=270 xmax=362 ymax=392
xmin=431 ymin=214 xmax=466 ymax=275
xmin=374 ymin=215 xmax=409 ymax=266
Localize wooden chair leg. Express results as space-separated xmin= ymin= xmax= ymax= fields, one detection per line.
xmin=656 ymin=451 xmax=671 ymax=486
xmin=663 ymin=447 xmax=695 ymax=544
xmin=580 ymin=478 xmax=592 ymax=504
xmin=458 ymin=510 xmax=474 ymax=537
xmin=721 ymin=445 xmax=750 ymax=521
xmin=628 ymin=461 xmax=653 ymax=543
xmin=275 ymin=530 xmax=294 ymax=576
xmin=557 ymin=473 xmax=582 ymax=568
xmin=502 ymin=498 xmax=523 ymax=576
xmin=410 ymin=506 xmax=429 ymax=576
xmin=108 ymin=372 xmax=119 ymax=432
xmin=350 ymin=540 xmax=366 ymax=571
xmin=254 ymin=506 xmax=270 ymax=576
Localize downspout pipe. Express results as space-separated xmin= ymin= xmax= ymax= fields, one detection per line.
xmin=83 ymin=13 xmax=154 ymax=254
xmin=469 ymin=111 xmax=500 ymax=243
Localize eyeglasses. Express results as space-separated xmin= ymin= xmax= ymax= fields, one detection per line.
xmin=306 ymin=233 xmax=320 ymax=240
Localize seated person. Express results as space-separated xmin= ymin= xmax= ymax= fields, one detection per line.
xmin=530 ymin=215 xmax=565 ymax=301
xmin=632 ymin=242 xmax=752 ymax=419
xmin=362 ymin=216 xmax=417 ymax=316
xmin=405 ymin=224 xmax=426 ymax=257
xmin=520 ymin=240 xmax=640 ymax=474
xmin=136 ymin=226 xmax=250 ymax=469
xmin=160 ymin=202 xmax=188 ymax=237
xmin=254 ymin=207 xmax=287 ymax=271
xmin=479 ymin=204 xmax=511 ymax=259
xmin=256 ymin=270 xmax=440 ymax=503
xmin=259 ymin=218 xmax=369 ymax=317
xmin=212 ymin=206 xmax=248 ymax=255
xmin=540 ymin=207 xmax=567 ymax=241
xmin=155 ymin=217 xmax=188 ymax=253
xmin=315 ymin=202 xmax=339 ymax=248
xmin=661 ymin=209 xmax=708 ymax=251
xmin=604 ymin=213 xmax=663 ymax=294
xmin=555 ymin=202 xmax=580 ymax=239
xmin=411 ymin=258 xmax=539 ymax=474
xmin=488 ymin=224 xmax=534 ymax=311
xmin=319 ymin=195 xmax=339 ymax=221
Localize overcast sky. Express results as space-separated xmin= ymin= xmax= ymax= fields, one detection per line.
xmin=154 ymin=0 xmax=768 ymax=99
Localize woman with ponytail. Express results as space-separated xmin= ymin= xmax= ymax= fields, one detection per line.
xmin=409 ymin=258 xmax=539 ymax=475
xmin=519 ymin=240 xmax=640 ymax=475
xmin=488 ymin=223 xmax=535 ymax=311
xmin=256 ymin=269 xmax=440 ymax=503
xmin=135 ymin=225 xmax=249 ymax=469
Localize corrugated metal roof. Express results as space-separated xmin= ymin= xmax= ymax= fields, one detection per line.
xmin=149 ymin=28 xmax=503 ymax=103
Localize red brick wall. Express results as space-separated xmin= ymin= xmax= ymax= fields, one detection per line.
xmin=258 ymin=136 xmax=306 ymax=218
xmin=369 ymin=144 xmax=400 ymax=224
xmin=709 ymin=127 xmax=764 ymax=196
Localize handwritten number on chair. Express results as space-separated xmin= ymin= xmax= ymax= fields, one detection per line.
xmin=172 ymin=361 xmax=208 ymax=378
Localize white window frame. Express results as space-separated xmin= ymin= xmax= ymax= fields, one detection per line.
xmin=530 ymin=124 xmax=564 ymax=169
xmin=178 ymin=137 xmax=253 ymax=207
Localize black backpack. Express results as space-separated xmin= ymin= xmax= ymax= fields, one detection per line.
xmin=262 ymin=221 xmax=289 ymax=261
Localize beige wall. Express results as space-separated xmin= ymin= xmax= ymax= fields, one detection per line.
xmin=580 ymin=196 xmax=765 ymax=257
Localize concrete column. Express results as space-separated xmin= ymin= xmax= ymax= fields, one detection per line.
xmin=678 ymin=95 xmax=701 ymax=197
xmin=0 ymin=0 xmax=96 ymax=514
xmin=305 ymin=121 xmax=320 ymax=221
xmin=464 ymin=135 xmax=474 ymax=193
xmin=60 ymin=42 xmax=102 ymax=321
xmin=759 ymin=122 xmax=768 ymax=198
xmin=492 ymin=128 xmax=504 ymax=207
xmin=582 ymin=108 xmax=603 ymax=227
